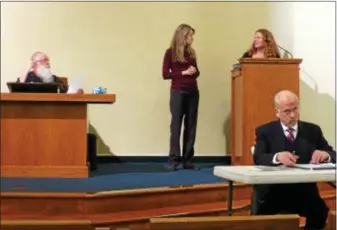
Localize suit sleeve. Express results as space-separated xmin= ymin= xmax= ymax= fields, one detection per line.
xmin=24 ymin=72 xmax=34 ymax=83
xmin=316 ymin=126 xmax=336 ymax=163
xmin=253 ymin=127 xmax=281 ymax=166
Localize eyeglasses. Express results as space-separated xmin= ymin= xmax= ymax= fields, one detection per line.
xmin=33 ymin=58 xmax=49 ymax=63
xmin=277 ymin=107 xmax=299 ymax=115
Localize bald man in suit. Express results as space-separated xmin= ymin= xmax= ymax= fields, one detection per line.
xmin=253 ymin=90 xmax=336 ymax=230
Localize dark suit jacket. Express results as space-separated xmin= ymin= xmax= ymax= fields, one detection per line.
xmin=254 ymin=120 xmax=336 ymax=165
xmin=252 ymin=120 xmax=336 ymax=211
xmin=19 ymin=71 xmax=68 ymax=93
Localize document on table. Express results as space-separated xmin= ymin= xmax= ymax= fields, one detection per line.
xmin=67 ymin=77 xmax=82 ymax=94
xmin=294 ymin=163 xmax=336 ymax=170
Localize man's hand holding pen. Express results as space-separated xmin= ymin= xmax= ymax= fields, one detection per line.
xmin=276 ymin=151 xmax=299 ymax=166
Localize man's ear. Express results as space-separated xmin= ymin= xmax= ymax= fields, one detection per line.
xmin=275 ymin=108 xmax=280 ymax=118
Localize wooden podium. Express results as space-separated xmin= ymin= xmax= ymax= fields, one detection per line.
xmin=231 ymin=58 xmax=302 ymax=165
xmin=0 ymin=93 xmax=116 ymax=178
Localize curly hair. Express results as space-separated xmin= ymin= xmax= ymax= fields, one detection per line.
xmin=248 ymin=29 xmax=280 ymax=58
xmin=170 ymin=23 xmax=196 ymax=62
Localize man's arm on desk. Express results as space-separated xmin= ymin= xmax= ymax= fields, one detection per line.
xmin=253 ymin=126 xmax=298 ymax=166
xmin=310 ymin=125 xmax=336 ymax=164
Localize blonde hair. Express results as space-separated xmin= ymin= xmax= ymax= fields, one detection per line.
xmin=170 ymin=24 xmax=196 ymax=62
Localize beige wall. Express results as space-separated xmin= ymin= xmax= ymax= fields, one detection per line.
xmin=268 ymin=2 xmax=336 ymax=149
xmin=2 ymin=2 xmax=334 ymax=156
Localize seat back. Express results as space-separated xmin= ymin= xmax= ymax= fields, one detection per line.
xmin=150 ymin=215 xmax=301 ymax=230
xmin=59 ymin=77 xmax=68 ymax=86
xmin=251 ymin=145 xmax=255 ymax=155
xmin=0 ymin=220 xmax=93 ymax=230
xmin=327 ymin=211 xmax=336 ymax=230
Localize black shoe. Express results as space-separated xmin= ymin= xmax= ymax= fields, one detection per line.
xmin=168 ymin=161 xmax=180 ymax=171
xmin=183 ymin=163 xmax=199 ymax=170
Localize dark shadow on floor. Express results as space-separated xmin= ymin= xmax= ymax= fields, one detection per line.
xmin=88 ymin=122 xmax=113 ymax=155
xmin=90 ymin=163 xmax=168 ymax=176
xmin=89 ymin=163 xmax=218 ymax=177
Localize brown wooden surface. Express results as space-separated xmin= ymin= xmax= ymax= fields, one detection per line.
xmin=0 ymin=93 xmax=116 ymax=103
xmin=1 ymin=182 xmax=334 ymax=229
xmin=231 ymin=58 xmax=302 ymax=165
xmin=1 ymin=220 xmax=93 ymax=230
xmin=0 ymin=93 xmax=115 ymax=178
xmin=150 ymin=215 xmax=301 ymax=230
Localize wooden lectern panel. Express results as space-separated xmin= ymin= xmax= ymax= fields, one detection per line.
xmin=231 ymin=58 xmax=302 ymax=165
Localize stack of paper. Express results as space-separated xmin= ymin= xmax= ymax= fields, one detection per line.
xmin=294 ymin=163 xmax=336 ymax=170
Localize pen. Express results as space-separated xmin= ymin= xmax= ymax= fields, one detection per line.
xmin=291 ymin=151 xmax=297 ymax=164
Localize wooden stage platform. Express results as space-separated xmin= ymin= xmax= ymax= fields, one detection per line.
xmin=1 ymin=182 xmax=335 ymax=230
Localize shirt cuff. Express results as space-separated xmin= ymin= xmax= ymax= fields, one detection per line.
xmin=272 ymin=153 xmax=280 ymax=164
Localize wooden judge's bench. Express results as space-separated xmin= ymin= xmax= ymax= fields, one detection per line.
xmin=0 ymin=92 xmax=115 ymax=178
xmin=231 ymin=58 xmax=302 ymax=165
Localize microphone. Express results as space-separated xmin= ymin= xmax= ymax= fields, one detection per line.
xmin=277 ymin=44 xmax=293 ymax=58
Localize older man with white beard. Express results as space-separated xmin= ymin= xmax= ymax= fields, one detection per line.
xmin=19 ymin=51 xmax=82 ymax=93
xmin=18 ymin=52 xmax=96 ymax=169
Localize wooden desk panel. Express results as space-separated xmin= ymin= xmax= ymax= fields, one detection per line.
xmin=0 ymin=93 xmax=115 ymax=178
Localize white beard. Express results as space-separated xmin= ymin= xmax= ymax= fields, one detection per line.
xmin=36 ymin=66 xmax=54 ymax=83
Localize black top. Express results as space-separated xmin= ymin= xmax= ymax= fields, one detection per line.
xmin=162 ymin=48 xmax=200 ymax=92
xmin=241 ymin=51 xmax=280 ymax=58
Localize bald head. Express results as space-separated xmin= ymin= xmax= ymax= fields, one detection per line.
xmin=274 ymin=90 xmax=299 ymax=127
xmin=274 ymin=90 xmax=299 ymax=108
xmin=31 ymin=51 xmax=49 ymax=63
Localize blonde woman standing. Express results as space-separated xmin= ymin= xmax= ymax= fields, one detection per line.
xmin=162 ymin=24 xmax=200 ymax=171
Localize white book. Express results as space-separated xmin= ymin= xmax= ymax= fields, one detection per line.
xmin=294 ymin=163 xmax=336 ymax=170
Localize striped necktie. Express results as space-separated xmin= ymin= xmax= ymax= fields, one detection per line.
xmin=286 ymin=128 xmax=295 ymax=142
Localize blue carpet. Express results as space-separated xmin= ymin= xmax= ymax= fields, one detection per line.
xmin=0 ymin=163 xmax=228 ymax=193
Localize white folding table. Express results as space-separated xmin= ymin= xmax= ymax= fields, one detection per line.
xmin=213 ymin=165 xmax=336 ymax=215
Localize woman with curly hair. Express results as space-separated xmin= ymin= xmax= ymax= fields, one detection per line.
xmin=162 ymin=23 xmax=200 ymax=171
xmin=242 ymin=29 xmax=281 ymax=58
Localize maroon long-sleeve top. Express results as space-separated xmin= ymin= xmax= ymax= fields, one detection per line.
xmin=162 ymin=48 xmax=200 ymax=92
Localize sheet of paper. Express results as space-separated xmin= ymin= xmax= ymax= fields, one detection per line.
xmin=67 ymin=77 xmax=82 ymax=94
